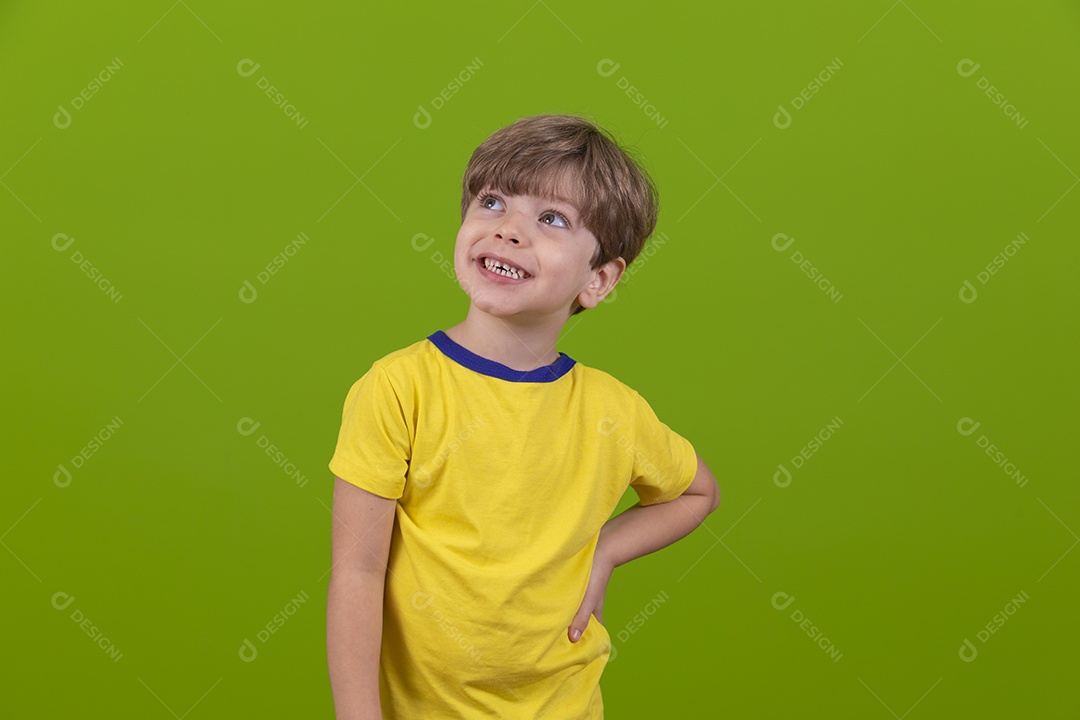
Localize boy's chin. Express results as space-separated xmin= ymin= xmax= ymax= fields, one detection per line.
xmin=469 ymin=299 xmax=564 ymax=322
xmin=471 ymin=301 xmax=529 ymax=319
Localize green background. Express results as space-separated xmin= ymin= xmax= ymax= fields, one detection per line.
xmin=3 ymin=1 xmax=1078 ymax=717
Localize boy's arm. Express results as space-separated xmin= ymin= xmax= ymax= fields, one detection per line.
xmin=569 ymin=453 xmax=720 ymax=641
xmin=327 ymin=477 xmax=396 ymax=719
xmin=600 ymin=452 xmax=720 ymax=568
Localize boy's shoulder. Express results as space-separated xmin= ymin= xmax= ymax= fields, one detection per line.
xmin=368 ymin=336 xmax=434 ymax=372
xmin=570 ymin=359 xmax=652 ymax=412
xmin=573 ymin=359 xmax=635 ymax=392
xmin=345 ymin=337 xmax=434 ymax=390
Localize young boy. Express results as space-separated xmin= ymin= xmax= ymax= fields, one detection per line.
xmin=326 ymin=114 xmax=720 ymax=719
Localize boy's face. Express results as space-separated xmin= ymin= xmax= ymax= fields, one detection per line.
xmin=453 ymin=184 xmax=624 ymax=322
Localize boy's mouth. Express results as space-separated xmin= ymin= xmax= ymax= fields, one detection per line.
xmin=478 ymin=256 xmax=531 ymax=281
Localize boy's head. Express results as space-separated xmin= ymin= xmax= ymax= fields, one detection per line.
xmin=456 ymin=115 xmax=659 ymax=317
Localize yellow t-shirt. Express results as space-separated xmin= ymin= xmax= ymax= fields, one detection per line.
xmin=328 ymin=330 xmax=698 ymax=719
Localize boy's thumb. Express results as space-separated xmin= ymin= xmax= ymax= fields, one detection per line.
xmin=568 ymin=610 xmax=589 ymax=643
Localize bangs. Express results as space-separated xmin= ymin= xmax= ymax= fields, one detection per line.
xmin=463 ymin=154 xmax=586 ymax=215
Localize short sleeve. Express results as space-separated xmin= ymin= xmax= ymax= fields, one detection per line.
xmin=328 ymin=363 xmax=411 ymax=500
xmin=628 ymin=390 xmax=698 ymax=506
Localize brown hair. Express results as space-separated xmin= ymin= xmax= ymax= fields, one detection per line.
xmin=460 ymin=115 xmax=659 ymax=315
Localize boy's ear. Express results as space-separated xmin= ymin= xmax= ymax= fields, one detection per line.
xmin=577 ymin=257 xmax=626 ymax=311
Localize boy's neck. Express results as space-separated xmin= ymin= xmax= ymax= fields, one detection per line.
xmin=443 ymin=308 xmax=568 ymax=372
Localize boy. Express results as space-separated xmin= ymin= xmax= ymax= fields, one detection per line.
xmin=326 ymin=114 xmax=720 ymax=719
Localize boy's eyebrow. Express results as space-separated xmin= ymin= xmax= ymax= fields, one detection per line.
xmin=545 ymin=193 xmax=583 ymax=218
xmin=479 ymin=185 xmax=582 ymax=217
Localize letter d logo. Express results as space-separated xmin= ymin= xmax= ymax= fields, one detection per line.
xmin=237 ymin=417 xmax=261 ymax=436
xmin=771 ymin=591 xmax=795 ymax=611
xmin=239 ymin=638 xmax=258 ymax=662
xmin=958 ymin=638 xmax=978 ymax=662
xmin=411 ymin=232 xmax=434 ymax=251
xmin=52 ymin=233 xmax=75 ymax=252
xmin=956 ymin=59 xmax=980 ymax=78
xmin=413 ymin=104 xmax=432 ymax=130
xmin=54 ymin=463 xmax=72 ymax=488
xmin=771 ymin=233 xmax=795 ymax=252
xmin=51 ymin=591 xmax=75 ymax=610
xmin=959 ymin=279 xmax=978 ymax=304
xmin=597 ymin=59 xmax=621 ymax=78
xmin=411 ymin=466 xmax=433 ymax=489
xmin=773 ymin=463 xmax=792 ymax=488
xmin=773 ymin=104 xmax=792 ymax=130
xmin=239 ymin=279 xmax=258 ymax=304
xmin=237 ymin=59 xmax=261 ymax=78
xmin=53 ymin=105 xmax=72 ymax=129
xmin=956 ymin=417 xmax=981 ymax=436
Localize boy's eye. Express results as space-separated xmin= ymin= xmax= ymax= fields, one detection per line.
xmin=539 ymin=211 xmax=569 ymax=228
xmin=479 ymin=194 xmax=504 ymax=211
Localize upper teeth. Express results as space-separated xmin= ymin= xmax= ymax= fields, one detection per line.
xmin=483 ymin=258 xmax=528 ymax=279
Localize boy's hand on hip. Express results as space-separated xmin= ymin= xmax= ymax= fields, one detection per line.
xmin=568 ymin=552 xmax=614 ymax=643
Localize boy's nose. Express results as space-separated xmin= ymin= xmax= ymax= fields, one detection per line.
xmin=494 ymin=212 xmax=527 ymax=244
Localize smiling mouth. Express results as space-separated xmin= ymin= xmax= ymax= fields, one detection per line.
xmin=479 ymin=257 xmax=531 ymax=280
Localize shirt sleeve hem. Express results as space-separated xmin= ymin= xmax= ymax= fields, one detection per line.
xmin=328 ymin=461 xmax=403 ymax=500
xmin=637 ymin=436 xmax=697 ymax=507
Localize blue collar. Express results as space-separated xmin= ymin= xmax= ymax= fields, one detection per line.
xmin=427 ymin=330 xmax=576 ymax=383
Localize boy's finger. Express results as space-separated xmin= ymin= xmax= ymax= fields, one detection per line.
xmin=568 ymin=608 xmax=591 ymax=642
